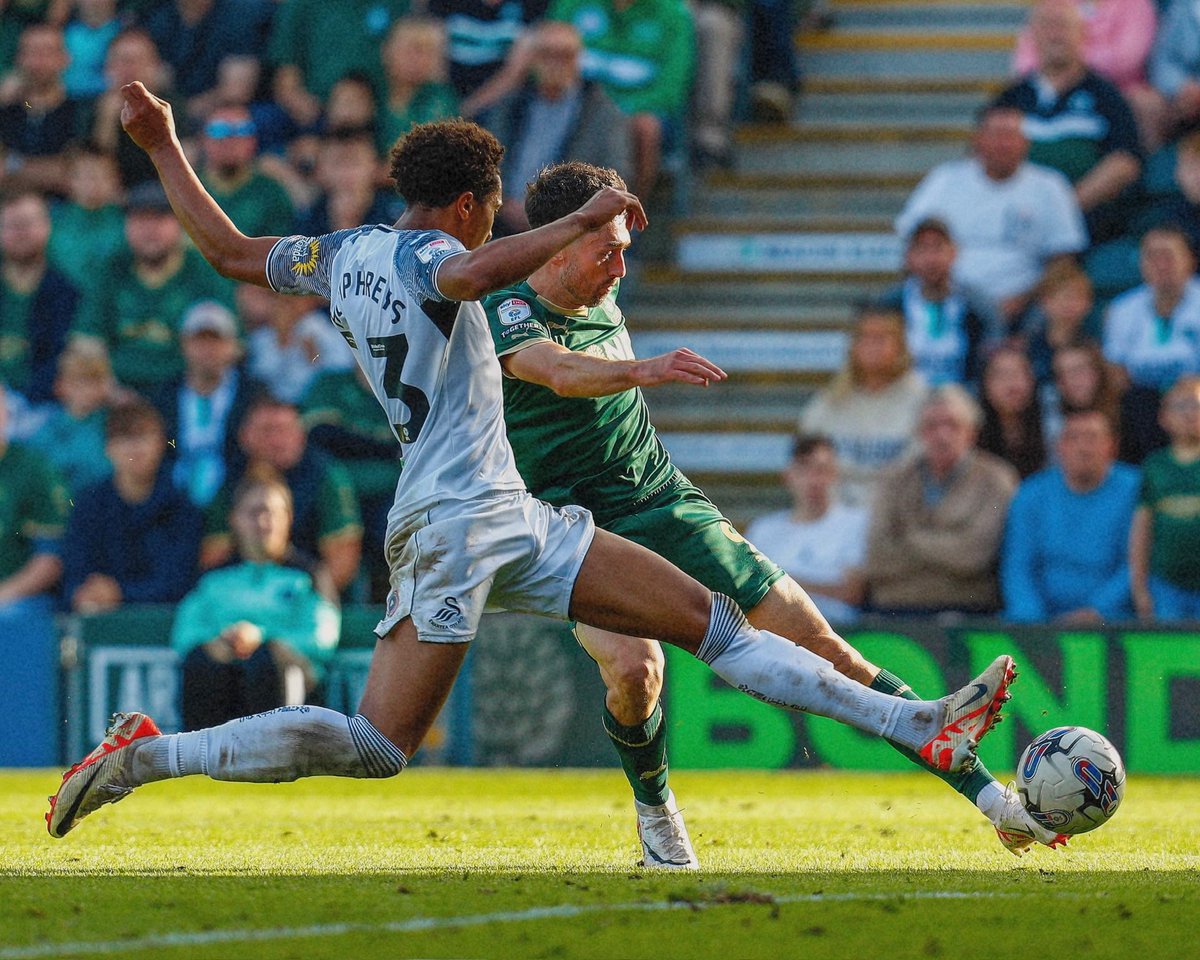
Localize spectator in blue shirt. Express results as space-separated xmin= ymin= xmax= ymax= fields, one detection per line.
xmin=62 ymin=397 xmax=203 ymax=613
xmin=1002 ymin=407 xmax=1140 ymax=622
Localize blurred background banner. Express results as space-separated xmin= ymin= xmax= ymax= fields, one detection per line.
xmin=45 ymin=608 xmax=1200 ymax=774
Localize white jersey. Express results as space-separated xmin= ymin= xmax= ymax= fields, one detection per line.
xmin=266 ymin=227 xmax=526 ymax=522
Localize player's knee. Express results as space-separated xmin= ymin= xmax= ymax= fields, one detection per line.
xmin=606 ymin=650 xmax=664 ymax=717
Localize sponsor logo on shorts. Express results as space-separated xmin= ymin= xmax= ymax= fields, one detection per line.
xmin=497 ymin=298 xmax=533 ymax=325
xmin=415 ymin=237 xmax=452 ymax=263
xmin=429 ymin=596 xmax=464 ymax=630
xmin=385 ymin=589 xmax=400 ymax=618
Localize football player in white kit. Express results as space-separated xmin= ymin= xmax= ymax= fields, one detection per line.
xmin=47 ymin=83 xmax=1020 ymax=858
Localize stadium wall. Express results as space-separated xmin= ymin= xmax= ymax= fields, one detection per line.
xmin=51 ymin=609 xmax=1200 ymax=774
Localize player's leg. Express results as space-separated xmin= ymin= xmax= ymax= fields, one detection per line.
xmin=46 ymin=617 xmax=449 ymax=838
xmin=568 ymin=527 xmax=1013 ymax=770
xmin=575 ymin=624 xmax=697 ymax=868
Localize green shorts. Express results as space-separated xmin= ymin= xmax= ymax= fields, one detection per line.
xmin=601 ymin=477 xmax=783 ymax=613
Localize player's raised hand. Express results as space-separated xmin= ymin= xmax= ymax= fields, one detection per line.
xmin=633 ymin=348 xmax=727 ymax=388
xmin=576 ymin=185 xmax=648 ymax=233
xmin=120 ymin=81 xmax=177 ymax=154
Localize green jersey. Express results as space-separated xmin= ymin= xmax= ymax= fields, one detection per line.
xmin=0 ymin=283 xmax=32 ymax=393
xmin=1140 ymin=448 xmax=1200 ymax=591
xmin=201 ymin=169 xmax=296 ymax=239
xmin=0 ymin=442 xmax=69 ymax=581
xmin=484 ymin=280 xmax=678 ymax=526
xmin=72 ymin=247 xmax=235 ymax=391
xmin=47 ymin=203 xmax=126 ymax=290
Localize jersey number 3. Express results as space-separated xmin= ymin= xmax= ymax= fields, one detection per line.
xmin=367 ymin=334 xmax=430 ymax=444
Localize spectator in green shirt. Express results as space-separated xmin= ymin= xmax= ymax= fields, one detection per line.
xmin=47 ymin=143 xmax=126 ymax=290
xmin=0 ymin=380 xmax=69 ymax=765
xmin=1130 ymin=374 xmax=1200 ymax=620
xmin=71 ymin=181 xmax=235 ymax=392
xmin=377 ymin=17 xmax=459 ymax=155
xmin=201 ymin=396 xmax=363 ymax=595
xmin=268 ymin=0 xmax=410 ymax=128
xmin=548 ymin=0 xmax=694 ymax=197
xmin=198 ymin=105 xmax=296 ymax=239
xmin=173 ymin=469 xmax=341 ymax=731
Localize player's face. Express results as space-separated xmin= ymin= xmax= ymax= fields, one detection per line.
xmin=231 ymin=487 xmax=292 ymax=561
xmin=558 ymin=218 xmax=631 ymax=307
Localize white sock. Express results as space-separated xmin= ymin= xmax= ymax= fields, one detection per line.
xmin=125 ymin=706 xmax=406 ymax=786
xmin=974 ymin=780 xmax=1007 ymax=822
xmin=696 ymin=594 xmax=943 ymax=750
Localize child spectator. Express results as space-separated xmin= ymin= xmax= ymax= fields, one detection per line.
xmin=62 ymin=0 xmax=121 ymax=100
xmin=1023 ymin=259 xmax=1098 ymax=384
xmin=61 ymin=397 xmax=202 ymax=613
xmin=1103 ymin=225 xmax=1200 ymax=393
xmin=978 ymin=345 xmax=1047 ymax=479
xmin=797 ymin=306 xmax=929 ymax=508
xmin=47 ymin=143 xmax=126 ymax=290
xmin=378 ymin=18 xmax=459 ymax=154
xmin=27 ymin=338 xmax=113 ymax=495
xmin=1130 ymin=375 xmax=1200 ymax=620
xmin=876 ymin=217 xmax=990 ymax=386
xmin=744 ymin=434 xmax=868 ymax=624
xmin=173 ymin=470 xmax=340 ymax=731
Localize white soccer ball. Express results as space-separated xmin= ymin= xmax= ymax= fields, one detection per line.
xmin=1016 ymin=726 xmax=1126 ymax=835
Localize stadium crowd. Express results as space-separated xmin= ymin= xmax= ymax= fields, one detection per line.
xmin=4 ymin=0 xmax=1200 ymax=750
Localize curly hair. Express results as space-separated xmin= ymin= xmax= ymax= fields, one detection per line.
xmin=524 ymin=161 xmax=626 ymax=229
xmin=387 ymin=119 xmax=503 ymax=208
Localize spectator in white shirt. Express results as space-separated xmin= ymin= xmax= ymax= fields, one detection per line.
xmin=895 ymin=104 xmax=1088 ymax=332
xmin=1103 ymin=224 xmax=1200 ymax=392
xmin=745 ymin=434 xmax=868 ymax=624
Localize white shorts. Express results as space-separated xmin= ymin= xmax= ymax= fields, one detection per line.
xmin=375 ymin=490 xmax=596 ymax=643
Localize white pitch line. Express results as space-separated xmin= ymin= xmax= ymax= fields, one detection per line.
xmin=0 ymin=891 xmax=1035 ymax=959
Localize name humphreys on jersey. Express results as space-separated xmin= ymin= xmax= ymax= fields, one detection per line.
xmin=339 ymin=268 xmax=406 ymax=323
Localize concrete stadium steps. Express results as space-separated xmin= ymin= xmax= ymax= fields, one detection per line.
xmin=630 ymin=304 xmax=851 ymax=331
xmin=642 ymin=378 xmax=817 ymax=431
xmin=730 ymin=130 xmax=967 ymax=176
xmin=630 ymin=272 xmax=895 ymax=309
xmin=691 ymin=180 xmax=913 ymax=220
xmin=795 ymin=89 xmax=989 ymax=126
xmin=799 ymin=45 xmax=1010 ymax=80
xmin=825 ymin=0 xmax=1028 ymax=32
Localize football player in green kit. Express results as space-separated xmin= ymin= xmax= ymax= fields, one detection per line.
xmin=483 ymin=162 xmax=1063 ymax=866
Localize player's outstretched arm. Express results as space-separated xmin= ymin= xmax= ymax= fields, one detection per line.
xmin=437 ymin=186 xmax=647 ymax=302
xmin=120 ymin=82 xmax=281 ymax=286
xmin=503 ymin=342 xmax=726 ymax=398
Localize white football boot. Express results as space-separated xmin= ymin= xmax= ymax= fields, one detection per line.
xmin=635 ymin=790 xmax=699 ymax=870
xmin=919 ymin=655 xmax=1016 ymax=773
xmin=993 ymin=782 xmax=1070 ymax=856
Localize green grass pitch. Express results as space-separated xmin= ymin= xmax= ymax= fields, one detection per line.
xmin=1 ymin=768 xmax=1197 ymax=959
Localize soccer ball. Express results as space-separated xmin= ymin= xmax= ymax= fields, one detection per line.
xmin=1016 ymin=726 xmax=1126 ymax=835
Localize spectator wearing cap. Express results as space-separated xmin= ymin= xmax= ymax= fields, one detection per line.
xmin=895 ymin=104 xmax=1087 ymax=331
xmin=151 ymin=300 xmax=264 ymax=508
xmin=198 ymin=105 xmax=295 ymax=239
xmin=0 ymin=22 xmax=90 ymax=195
xmin=61 ymin=397 xmax=202 ymax=614
xmin=71 ymin=180 xmax=235 ymax=393
xmin=994 ymin=0 xmax=1142 ymax=241
xmin=0 ymin=190 xmax=81 ymax=405
xmin=865 ymin=385 xmax=1019 ymax=616
xmin=877 ymin=218 xmax=991 ymax=387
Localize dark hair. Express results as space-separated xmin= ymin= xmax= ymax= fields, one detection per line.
xmin=106 ymin=397 xmax=164 ymax=440
xmin=791 ymin=433 xmax=835 ymax=461
xmin=976 ymin=102 xmax=1024 ymax=126
xmin=524 ymin=161 xmax=626 ymax=229
xmin=387 ymin=119 xmax=502 ymax=208
xmin=978 ymin=345 xmax=1046 ymax=478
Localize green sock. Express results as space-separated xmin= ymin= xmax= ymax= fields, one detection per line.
xmin=603 ymin=700 xmax=670 ymax=806
xmin=870 ymin=669 xmax=997 ymax=804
